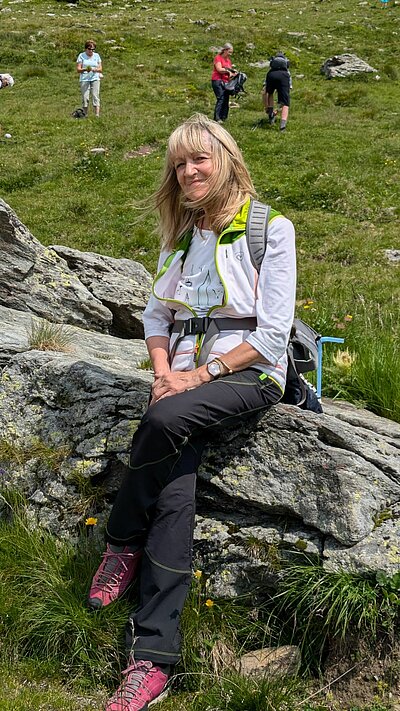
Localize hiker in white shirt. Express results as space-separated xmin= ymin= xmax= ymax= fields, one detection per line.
xmin=87 ymin=113 xmax=296 ymax=711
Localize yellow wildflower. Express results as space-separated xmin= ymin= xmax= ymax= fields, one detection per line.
xmin=344 ymin=314 xmax=353 ymax=322
xmin=333 ymin=350 xmax=356 ymax=369
xmin=205 ymin=598 xmax=214 ymax=608
xmin=193 ymin=569 xmax=202 ymax=579
xmin=85 ymin=517 xmax=98 ymax=526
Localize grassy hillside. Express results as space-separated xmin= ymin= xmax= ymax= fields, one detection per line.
xmin=1 ymin=0 xmax=399 ymax=419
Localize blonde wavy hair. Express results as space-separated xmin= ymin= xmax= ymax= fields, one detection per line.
xmin=149 ymin=113 xmax=256 ymax=250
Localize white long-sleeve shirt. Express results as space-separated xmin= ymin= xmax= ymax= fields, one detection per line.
xmin=143 ymin=201 xmax=296 ymax=391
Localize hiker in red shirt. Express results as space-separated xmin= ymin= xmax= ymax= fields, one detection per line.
xmin=211 ymin=42 xmax=237 ymax=122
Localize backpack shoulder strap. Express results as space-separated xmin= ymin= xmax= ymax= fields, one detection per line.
xmin=246 ymin=199 xmax=282 ymax=272
xmin=177 ymin=229 xmax=193 ymax=266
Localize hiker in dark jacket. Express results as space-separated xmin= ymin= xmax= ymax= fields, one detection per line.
xmin=87 ymin=113 xmax=296 ymax=711
xmin=263 ymin=52 xmax=292 ymax=131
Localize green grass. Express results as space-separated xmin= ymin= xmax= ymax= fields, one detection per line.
xmin=0 ymin=1 xmax=399 ymax=388
xmin=270 ymin=561 xmax=400 ymax=670
xmin=0 ymin=503 xmax=130 ymax=685
xmin=0 ymin=666 xmax=107 ymax=711
xmin=305 ymin=299 xmax=400 ymax=421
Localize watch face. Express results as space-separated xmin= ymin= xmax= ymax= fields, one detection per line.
xmin=207 ymin=360 xmax=221 ymax=378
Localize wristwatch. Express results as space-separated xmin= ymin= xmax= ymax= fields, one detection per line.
xmin=206 ymin=359 xmax=224 ymax=380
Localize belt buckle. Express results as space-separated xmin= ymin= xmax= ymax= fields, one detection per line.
xmin=184 ymin=317 xmax=210 ymax=335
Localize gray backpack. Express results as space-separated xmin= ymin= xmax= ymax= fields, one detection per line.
xmin=269 ymin=54 xmax=289 ymax=71
xmin=246 ymin=200 xmax=322 ymax=411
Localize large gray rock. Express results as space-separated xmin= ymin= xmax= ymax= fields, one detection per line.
xmin=192 ymin=401 xmax=400 ymax=595
xmin=0 ymin=199 xmax=152 ymax=337
xmin=321 ymin=53 xmax=378 ymax=79
xmin=0 ymin=199 xmax=111 ymax=332
xmin=0 ymin=344 xmax=399 ymax=586
xmin=1 ymin=201 xmax=399 ymax=593
xmin=49 ymin=245 xmax=152 ymax=339
xmin=0 ymin=305 xmax=148 ymax=368
xmin=0 ymin=349 xmax=151 ymax=539
xmin=197 ymin=403 xmax=399 ymax=546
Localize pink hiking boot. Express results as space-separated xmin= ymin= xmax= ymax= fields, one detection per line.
xmin=105 ymin=659 xmax=169 ymax=711
xmin=87 ymin=544 xmax=142 ymax=610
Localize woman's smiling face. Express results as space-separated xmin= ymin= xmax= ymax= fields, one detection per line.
xmin=174 ymin=134 xmax=215 ymax=202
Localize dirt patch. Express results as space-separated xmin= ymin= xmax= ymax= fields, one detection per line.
xmin=124 ymin=144 xmax=158 ymax=159
xmin=313 ymin=637 xmax=400 ymax=709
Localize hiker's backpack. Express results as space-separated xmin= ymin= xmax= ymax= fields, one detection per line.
xmin=225 ymin=71 xmax=247 ymax=96
xmin=246 ymin=199 xmax=323 ymax=413
xmin=71 ymin=107 xmax=87 ymax=119
xmin=269 ymin=54 xmax=289 ymax=71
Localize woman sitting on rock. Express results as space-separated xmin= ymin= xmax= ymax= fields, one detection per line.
xmin=87 ymin=113 xmax=296 ymax=711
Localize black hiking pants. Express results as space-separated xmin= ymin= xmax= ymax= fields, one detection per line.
xmin=106 ymin=369 xmax=282 ymax=665
xmin=212 ymin=79 xmax=230 ymax=121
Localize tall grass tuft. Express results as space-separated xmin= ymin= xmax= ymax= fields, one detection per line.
xmin=27 ymin=319 xmax=77 ymax=353
xmin=270 ymin=561 xmax=400 ymax=670
xmin=0 ymin=499 xmax=128 ymax=685
xmin=0 ymin=438 xmax=69 ymax=471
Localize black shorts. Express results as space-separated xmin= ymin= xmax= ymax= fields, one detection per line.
xmin=265 ymin=69 xmax=290 ymax=106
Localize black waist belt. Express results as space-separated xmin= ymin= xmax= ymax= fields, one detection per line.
xmin=170 ymin=316 xmax=257 ymax=366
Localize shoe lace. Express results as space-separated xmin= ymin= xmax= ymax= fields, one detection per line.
xmin=117 ymin=660 xmax=154 ymax=706
xmin=92 ymin=550 xmax=135 ymax=591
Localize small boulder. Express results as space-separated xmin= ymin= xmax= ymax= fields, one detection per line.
xmin=384 ymin=249 xmax=400 ymax=263
xmin=321 ymin=53 xmax=378 ymax=79
xmin=238 ymin=646 xmax=301 ymax=678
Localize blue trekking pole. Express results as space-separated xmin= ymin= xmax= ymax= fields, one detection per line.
xmin=316 ymin=336 xmax=345 ymax=399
